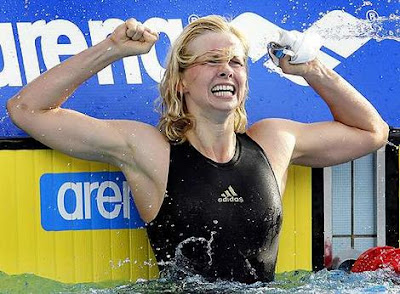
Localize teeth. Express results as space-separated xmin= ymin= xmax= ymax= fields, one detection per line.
xmin=214 ymin=91 xmax=230 ymax=97
xmin=211 ymin=84 xmax=235 ymax=94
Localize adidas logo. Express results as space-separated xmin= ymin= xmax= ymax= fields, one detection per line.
xmin=218 ymin=185 xmax=244 ymax=203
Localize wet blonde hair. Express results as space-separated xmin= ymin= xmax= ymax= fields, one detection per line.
xmin=157 ymin=15 xmax=250 ymax=143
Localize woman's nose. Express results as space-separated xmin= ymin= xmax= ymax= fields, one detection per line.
xmin=218 ymin=63 xmax=234 ymax=78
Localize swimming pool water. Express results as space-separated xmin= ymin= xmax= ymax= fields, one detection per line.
xmin=2 ymin=269 xmax=400 ymax=293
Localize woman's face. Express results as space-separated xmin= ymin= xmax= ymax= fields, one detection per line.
xmin=180 ymin=31 xmax=247 ymax=119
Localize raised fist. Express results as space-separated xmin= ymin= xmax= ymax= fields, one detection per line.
xmin=109 ymin=18 xmax=159 ymax=57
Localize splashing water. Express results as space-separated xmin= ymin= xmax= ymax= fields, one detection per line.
xmin=369 ymin=14 xmax=400 ymax=42
xmin=4 ymin=268 xmax=400 ymax=293
xmin=311 ymin=12 xmax=400 ymax=42
xmin=156 ymin=232 xmax=216 ymax=280
xmin=4 ymin=235 xmax=400 ymax=292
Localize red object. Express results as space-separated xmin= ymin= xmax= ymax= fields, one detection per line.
xmin=351 ymin=246 xmax=400 ymax=273
xmin=324 ymin=239 xmax=333 ymax=269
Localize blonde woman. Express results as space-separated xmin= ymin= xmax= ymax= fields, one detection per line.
xmin=7 ymin=16 xmax=388 ymax=283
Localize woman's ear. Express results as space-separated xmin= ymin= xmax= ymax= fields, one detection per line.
xmin=178 ymin=79 xmax=186 ymax=95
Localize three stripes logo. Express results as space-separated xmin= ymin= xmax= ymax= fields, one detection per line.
xmin=218 ymin=185 xmax=244 ymax=203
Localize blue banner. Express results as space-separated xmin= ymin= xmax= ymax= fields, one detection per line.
xmin=1 ymin=0 xmax=399 ymax=138
xmin=40 ymin=171 xmax=145 ymax=231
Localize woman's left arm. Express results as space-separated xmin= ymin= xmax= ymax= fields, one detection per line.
xmin=279 ymin=56 xmax=389 ymax=167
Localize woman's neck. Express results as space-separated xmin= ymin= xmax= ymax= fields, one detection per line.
xmin=186 ymin=117 xmax=237 ymax=163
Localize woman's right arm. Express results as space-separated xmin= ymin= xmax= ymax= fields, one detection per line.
xmin=6 ymin=19 xmax=161 ymax=165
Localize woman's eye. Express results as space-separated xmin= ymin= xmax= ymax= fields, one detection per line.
xmin=205 ymin=60 xmax=221 ymax=65
xmin=230 ymin=60 xmax=244 ymax=67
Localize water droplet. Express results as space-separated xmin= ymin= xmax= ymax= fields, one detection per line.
xmin=387 ymin=141 xmax=399 ymax=150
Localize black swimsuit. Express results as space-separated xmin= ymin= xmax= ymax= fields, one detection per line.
xmin=146 ymin=133 xmax=282 ymax=284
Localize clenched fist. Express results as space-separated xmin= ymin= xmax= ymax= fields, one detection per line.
xmin=109 ymin=18 xmax=159 ymax=57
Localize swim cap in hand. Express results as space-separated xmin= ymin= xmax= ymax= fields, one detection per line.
xmin=267 ymin=30 xmax=322 ymax=66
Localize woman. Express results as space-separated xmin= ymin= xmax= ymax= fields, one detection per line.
xmin=7 ymin=15 xmax=388 ymax=283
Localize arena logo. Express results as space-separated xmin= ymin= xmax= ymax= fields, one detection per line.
xmin=0 ymin=11 xmax=375 ymax=87
xmin=40 ymin=171 xmax=145 ymax=231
